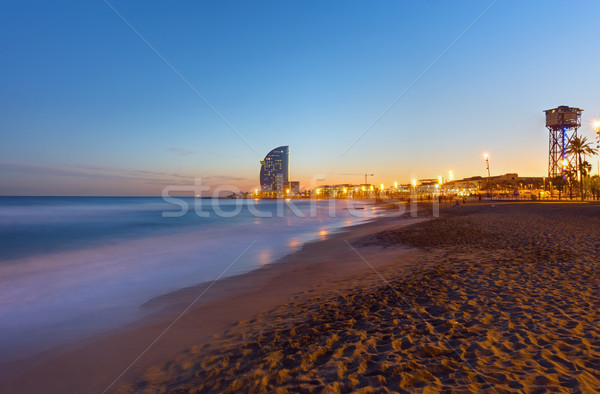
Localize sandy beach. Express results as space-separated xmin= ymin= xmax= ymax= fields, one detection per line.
xmin=3 ymin=202 xmax=600 ymax=392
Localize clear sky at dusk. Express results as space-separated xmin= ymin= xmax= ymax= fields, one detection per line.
xmin=1 ymin=1 xmax=600 ymax=195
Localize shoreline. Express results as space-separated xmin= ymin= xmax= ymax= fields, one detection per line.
xmin=6 ymin=201 xmax=598 ymax=392
xmin=130 ymin=202 xmax=600 ymax=392
xmin=0 ymin=207 xmax=429 ymax=393
xmin=0 ymin=198 xmax=383 ymax=364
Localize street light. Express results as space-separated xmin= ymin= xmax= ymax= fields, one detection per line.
xmin=594 ymin=119 xmax=600 ymax=149
xmin=484 ymin=153 xmax=491 ymax=199
xmin=411 ymin=179 xmax=417 ymax=201
xmin=542 ymin=176 xmax=545 ymax=200
xmin=594 ymin=120 xmax=600 ymax=176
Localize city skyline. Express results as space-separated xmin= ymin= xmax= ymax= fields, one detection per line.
xmin=2 ymin=1 xmax=600 ymax=195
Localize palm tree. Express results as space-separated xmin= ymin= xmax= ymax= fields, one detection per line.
xmin=581 ymin=161 xmax=593 ymax=199
xmin=567 ymin=168 xmax=578 ymax=199
xmin=581 ymin=160 xmax=593 ymax=177
xmin=566 ymin=136 xmax=598 ymax=201
xmin=590 ymin=175 xmax=600 ymax=200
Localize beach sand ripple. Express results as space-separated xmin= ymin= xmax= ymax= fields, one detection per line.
xmin=124 ymin=203 xmax=600 ymax=393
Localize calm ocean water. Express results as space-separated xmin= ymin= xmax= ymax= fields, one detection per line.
xmin=0 ymin=197 xmax=379 ymax=359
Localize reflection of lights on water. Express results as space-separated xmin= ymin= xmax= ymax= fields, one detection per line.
xmin=319 ymin=229 xmax=328 ymax=240
xmin=288 ymin=237 xmax=300 ymax=248
xmin=258 ymin=249 xmax=271 ymax=265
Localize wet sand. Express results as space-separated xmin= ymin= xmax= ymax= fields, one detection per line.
xmin=0 ymin=208 xmax=427 ymax=393
xmin=4 ymin=202 xmax=600 ymax=392
xmin=122 ymin=202 xmax=600 ymax=392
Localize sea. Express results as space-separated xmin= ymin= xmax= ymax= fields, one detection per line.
xmin=0 ymin=196 xmax=381 ymax=360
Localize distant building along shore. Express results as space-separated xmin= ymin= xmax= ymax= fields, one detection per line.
xmin=252 ymin=146 xmax=550 ymax=200
xmin=259 ymin=146 xmax=300 ymax=198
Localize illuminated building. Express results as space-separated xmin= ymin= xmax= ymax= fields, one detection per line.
xmin=260 ymin=146 xmax=289 ymax=197
xmin=289 ymin=181 xmax=300 ymax=195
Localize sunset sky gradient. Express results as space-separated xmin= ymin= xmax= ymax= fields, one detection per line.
xmin=2 ymin=1 xmax=600 ymax=195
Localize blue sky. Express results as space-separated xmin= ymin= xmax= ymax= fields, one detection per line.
xmin=1 ymin=1 xmax=600 ymax=195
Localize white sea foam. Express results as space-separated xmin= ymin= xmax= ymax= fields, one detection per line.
xmin=0 ymin=197 xmax=380 ymax=359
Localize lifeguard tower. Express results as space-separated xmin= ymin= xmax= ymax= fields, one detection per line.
xmin=544 ymin=106 xmax=582 ymax=178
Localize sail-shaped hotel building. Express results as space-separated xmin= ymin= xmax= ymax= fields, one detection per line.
xmin=259 ymin=146 xmax=289 ymax=197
